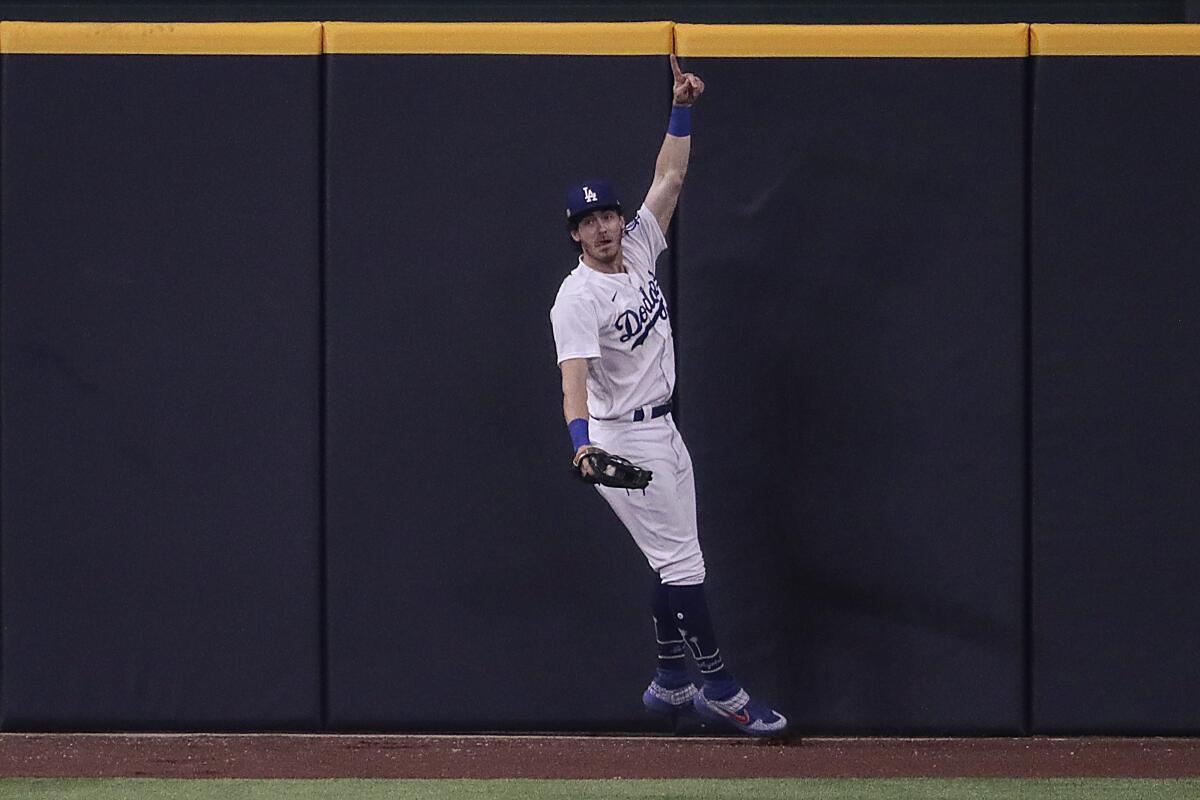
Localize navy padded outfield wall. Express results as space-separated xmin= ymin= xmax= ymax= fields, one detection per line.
xmin=673 ymin=25 xmax=1029 ymax=733
xmin=0 ymin=23 xmax=323 ymax=729
xmin=3 ymin=20 xmax=1200 ymax=734
xmin=1029 ymin=25 xmax=1200 ymax=733
xmin=322 ymin=23 xmax=678 ymax=730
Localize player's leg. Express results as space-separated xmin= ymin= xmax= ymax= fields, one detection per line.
xmin=665 ymin=422 xmax=788 ymax=737
xmin=664 ymin=581 xmax=785 ymax=735
xmin=661 ymin=422 xmax=734 ymax=686
xmin=589 ymin=419 xmax=704 ymax=716
xmin=597 ymin=466 xmax=702 ymax=717
xmin=641 ymin=578 xmax=698 ymax=715
xmin=591 ymin=419 xmax=786 ymax=734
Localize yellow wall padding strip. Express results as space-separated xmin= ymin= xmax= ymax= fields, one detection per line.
xmin=323 ymin=21 xmax=673 ymax=55
xmin=1031 ymin=24 xmax=1200 ymax=56
xmin=0 ymin=22 xmax=322 ymax=54
xmin=675 ymin=23 xmax=1029 ymax=58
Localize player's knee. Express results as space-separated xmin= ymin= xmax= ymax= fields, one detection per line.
xmin=659 ymin=555 xmax=705 ymax=585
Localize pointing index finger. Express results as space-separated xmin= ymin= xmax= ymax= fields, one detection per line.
xmin=670 ymin=53 xmax=683 ymax=81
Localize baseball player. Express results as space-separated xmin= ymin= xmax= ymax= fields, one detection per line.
xmin=549 ymin=56 xmax=786 ymax=737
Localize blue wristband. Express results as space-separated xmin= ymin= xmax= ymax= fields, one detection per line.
xmin=668 ymin=105 xmax=691 ymax=137
xmin=568 ymin=418 xmax=591 ymax=451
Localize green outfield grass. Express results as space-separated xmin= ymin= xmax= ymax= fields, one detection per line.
xmin=2 ymin=779 xmax=1199 ymax=799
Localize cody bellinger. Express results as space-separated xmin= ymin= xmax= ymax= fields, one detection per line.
xmin=549 ymin=55 xmax=786 ymax=737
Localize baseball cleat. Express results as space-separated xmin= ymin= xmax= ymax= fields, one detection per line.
xmin=693 ymin=686 xmax=787 ymax=737
xmin=642 ymin=678 xmax=699 ymax=716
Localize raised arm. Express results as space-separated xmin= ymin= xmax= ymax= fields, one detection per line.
xmin=643 ymin=54 xmax=706 ymax=236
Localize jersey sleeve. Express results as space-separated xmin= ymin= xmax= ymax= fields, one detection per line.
xmin=550 ymin=293 xmax=602 ymax=364
xmin=622 ymin=205 xmax=668 ymax=265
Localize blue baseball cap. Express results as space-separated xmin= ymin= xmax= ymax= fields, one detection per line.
xmin=565 ymin=180 xmax=622 ymax=224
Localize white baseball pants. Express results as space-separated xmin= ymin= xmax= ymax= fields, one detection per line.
xmin=588 ymin=413 xmax=706 ymax=585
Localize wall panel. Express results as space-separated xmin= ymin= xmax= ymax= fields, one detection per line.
xmin=671 ymin=24 xmax=1029 ymax=733
xmin=323 ymin=23 xmax=679 ymax=730
xmin=1030 ymin=24 xmax=1200 ymax=733
xmin=0 ymin=22 xmax=323 ymax=729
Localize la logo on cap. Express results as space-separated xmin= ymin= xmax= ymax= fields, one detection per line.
xmin=583 ymin=186 xmax=598 ymax=203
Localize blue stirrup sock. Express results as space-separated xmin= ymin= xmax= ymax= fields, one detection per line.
xmin=665 ymin=582 xmax=737 ymax=696
xmin=651 ymin=580 xmax=690 ymax=687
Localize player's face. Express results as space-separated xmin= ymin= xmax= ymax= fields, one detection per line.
xmin=572 ymin=209 xmax=624 ymax=265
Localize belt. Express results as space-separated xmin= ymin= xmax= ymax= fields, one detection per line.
xmin=632 ymin=401 xmax=672 ymax=422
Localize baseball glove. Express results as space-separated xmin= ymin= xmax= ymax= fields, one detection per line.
xmin=573 ymin=446 xmax=653 ymax=490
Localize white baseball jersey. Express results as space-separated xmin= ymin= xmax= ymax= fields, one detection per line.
xmin=550 ymin=206 xmax=675 ymax=421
